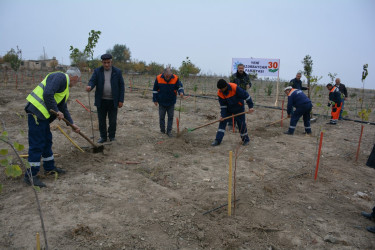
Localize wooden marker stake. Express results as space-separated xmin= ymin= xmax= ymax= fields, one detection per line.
xmin=228 ymin=151 xmax=233 ymax=216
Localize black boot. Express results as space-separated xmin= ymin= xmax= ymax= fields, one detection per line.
xmin=211 ymin=140 xmax=220 ymax=146
xmin=24 ymin=176 xmax=46 ymax=188
xmin=361 ymin=211 xmax=375 ymax=220
xmin=367 ymin=226 xmax=375 ymax=233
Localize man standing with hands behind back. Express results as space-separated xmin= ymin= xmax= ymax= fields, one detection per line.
xmin=86 ymin=54 xmax=125 ymax=143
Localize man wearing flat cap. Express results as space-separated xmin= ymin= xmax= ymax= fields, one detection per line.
xmin=86 ymin=53 xmax=125 ymax=143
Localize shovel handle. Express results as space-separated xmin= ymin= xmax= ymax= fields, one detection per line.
xmin=265 ymin=117 xmax=289 ymax=127
xmin=49 ymin=109 xmax=97 ymax=148
xmin=191 ymin=111 xmax=248 ymax=131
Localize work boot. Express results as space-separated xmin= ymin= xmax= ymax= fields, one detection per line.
xmin=45 ymin=167 xmax=66 ymax=175
xmin=242 ymin=140 xmax=249 ymax=146
xmin=303 ymin=131 xmax=312 ymax=136
xmin=167 ymin=131 xmax=173 ymax=138
xmin=367 ymin=226 xmax=375 ymax=233
xmin=98 ymin=138 xmax=107 ymax=143
xmin=326 ymin=122 xmax=336 ymax=125
xmin=361 ymin=211 xmax=375 ymax=220
xmin=109 ymin=137 xmax=116 ymax=142
xmin=211 ymin=140 xmax=220 ymax=146
xmin=284 ymin=130 xmax=293 ymax=135
xmin=24 ymin=176 xmax=46 ymax=188
xmin=160 ymin=130 xmax=165 ymax=134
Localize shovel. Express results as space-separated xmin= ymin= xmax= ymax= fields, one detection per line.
xmin=265 ymin=117 xmax=289 ymax=127
xmin=178 ymin=111 xmax=248 ymax=137
xmin=49 ymin=109 xmax=104 ymax=153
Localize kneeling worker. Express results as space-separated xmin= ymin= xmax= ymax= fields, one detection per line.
xmin=211 ymin=79 xmax=254 ymax=146
xmin=284 ymin=86 xmax=312 ymax=135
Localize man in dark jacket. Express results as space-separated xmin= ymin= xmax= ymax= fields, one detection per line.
xmin=24 ymin=67 xmax=81 ymax=187
xmin=211 ymin=79 xmax=254 ymax=146
xmin=283 ymin=86 xmax=312 ymax=135
xmin=230 ymin=63 xmax=252 ymax=90
xmin=86 ymin=54 xmax=125 ymax=143
xmin=153 ymin=68 xmax=184 ymax=137
xmin=335 ymin=78 xmax=348 ymax=120
xmin=326 ymin=83 xmax=342 ymax=125
xmin=290 ymin=72 xmax=308 ymax=91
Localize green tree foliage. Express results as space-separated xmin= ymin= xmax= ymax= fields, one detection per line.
xmin=130 ymin=60 xmax=147 ymax=74
xmin=70 ymin=30 xmax=101 ymax=69
xmin=179 ymin=57 xmax=200 ymax=78
xmin=328 ymin=72 xmax=337 ymax=84
xmin=147 ymin=62 xmax=164 ymax=75
xmin=3 ymin=46 xmax=22 ymax=72
xmin=106 ymin=44 xmax=131 ymax=63
xmin=302 ymin=55 xmax=313 ymax=98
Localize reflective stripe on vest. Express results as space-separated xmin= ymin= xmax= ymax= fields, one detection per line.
xmin=288 ymin=88 xmax=297 ymax=96
xmin=26 ymin=72 xmax=70 ymax=119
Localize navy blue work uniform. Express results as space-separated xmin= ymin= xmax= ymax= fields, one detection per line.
xmin=153 ymin=74 xmax=184 ymax=133
xmin=215 ymin=83 xmax=253 ymax=143
xmin=287 ymin=88 xmax=312 ymax=134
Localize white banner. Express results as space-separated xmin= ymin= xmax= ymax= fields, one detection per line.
xmin=232 ymin=58 xmax=280 ymax=77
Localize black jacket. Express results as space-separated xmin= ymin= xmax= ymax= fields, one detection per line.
xmin=290 ymin=78 xmax=307 ymax=90
xmin=335 ymin=83 xmax=348 ymax=98
xmin=230 ymin=71 xmax=251 ymax=89
xmin=88 ymin=66 xmax=125 ymax=108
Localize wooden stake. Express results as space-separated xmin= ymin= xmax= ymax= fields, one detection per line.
xmin=314 ymin=132 xmax=324 ymax=180
xmin=228 ymin=151 xmax=233 ymax=216
xmin=356 ymin=125 xmax=364 ymax=162
xmin=36 ymin=232 xmax=40 ymax=250
xmin=176 ymin=117 xmax=179 ymax=134
xmin=281 ymin=99 xmax=285 ymax=127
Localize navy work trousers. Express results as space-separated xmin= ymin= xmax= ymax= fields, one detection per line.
xmin=215 ymin=112 xmax=249 ymax=143
xmin=288 ymin=102 xmax=312 ymax=134
xmin=159 ymin=104 xmax=174 ymax=133
xmin=26 ymin=114 xmax=55 ymax=177
xmin=97 ymin=99 xmax=118 ymax=140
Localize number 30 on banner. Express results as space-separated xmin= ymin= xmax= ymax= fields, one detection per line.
xmin=268 ymin=62 xmax=279 ymax=69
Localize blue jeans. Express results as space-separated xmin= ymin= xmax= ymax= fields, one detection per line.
xmin=159 ymin=104 xmax=174 ymax=133
xmin=26 ymin=114 xmax=55 ymax=177
xmin=97 ymin=99 xmax=118 ymax=139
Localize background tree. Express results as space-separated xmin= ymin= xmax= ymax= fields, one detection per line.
xmin=106 ymin=44 xmax=131 ymax=63
xmin=146 ymin=61 xmax=164 ymax=75
xmin=302 ymin=55 xmax=313 ymax=99
xmin=179 ymin=57 xmax=200 ymax=78
xmin=3 ymin=46 xmax=22 ymax=73
xmin=130 ymin=60 xmax=147 ymax=74
xmin=328 ymin=72 xmax=337 ymax=84
xmin=69 ymin=30 xmax=101 ymax=70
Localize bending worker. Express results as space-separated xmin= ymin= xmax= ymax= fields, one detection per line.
xmin=24 ymin=67 xmax=81 ymax=187
xmin=326 ymin=83 xmax=342 ymax=125
xmin=284 ymin=86 xmax=312 ymax=135
xmin=211 ymin=79 xmax=254 ymax=146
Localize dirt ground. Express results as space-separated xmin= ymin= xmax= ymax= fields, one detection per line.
xmin=1 ymin=81 xmax=375 ymax=250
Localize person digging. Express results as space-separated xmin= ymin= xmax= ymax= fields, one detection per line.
xmin=211 ymin=79 xmax=254 ymax=146
xmin=24 ymin=67 xmax=81 ymax=187
xmin=283 ymin=86 xmax=313 ymax=135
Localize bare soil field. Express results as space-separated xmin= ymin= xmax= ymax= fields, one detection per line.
xmin=1 ymin=77 xmax=375 ymax=249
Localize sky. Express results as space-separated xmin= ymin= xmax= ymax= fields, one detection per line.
xmin=0 ymin=0 xmax=374 ymax=88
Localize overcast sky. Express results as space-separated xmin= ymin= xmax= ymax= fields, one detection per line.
xmin=0 ymin=0 xmax=374 ymax=88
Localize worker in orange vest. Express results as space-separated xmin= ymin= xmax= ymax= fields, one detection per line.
xmin=326 ymin=83 xmax=342 ymax=125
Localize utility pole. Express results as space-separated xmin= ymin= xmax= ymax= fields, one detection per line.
xmin=43 ymin=46 xmax=46 ymax=60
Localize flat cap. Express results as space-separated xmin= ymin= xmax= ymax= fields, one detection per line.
xmin=101 ymin=53 xmax=112 ymax=60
